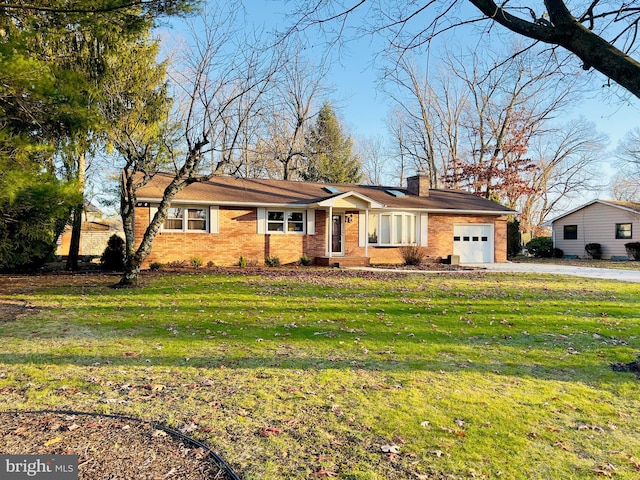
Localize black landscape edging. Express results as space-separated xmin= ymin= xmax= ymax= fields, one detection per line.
xmin=2 ymin=410 xmax=240 ymax=480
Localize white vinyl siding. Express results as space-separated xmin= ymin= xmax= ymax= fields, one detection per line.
xmin=553 ymin=202 xmax=640 ymax=258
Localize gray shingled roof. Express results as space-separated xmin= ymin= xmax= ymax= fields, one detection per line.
xmin=136 ymin=173 xmax=514 ymax=214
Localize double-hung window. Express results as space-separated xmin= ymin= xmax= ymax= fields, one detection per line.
xmin=616 ymin=223 xmax=632 ymax=239
xmin=164 ymin=206 xmax=208 ymax=232
xmin=368 ymin=212 xmax=417 ymax=246
xmin=267 ymin=210 xmax=305 ymax=234
xmin=563 ymin=225 xmax=578 ymax=240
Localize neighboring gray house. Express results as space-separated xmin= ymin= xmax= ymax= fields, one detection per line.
xmin=549 ymin=200 xmax=640 ymax=259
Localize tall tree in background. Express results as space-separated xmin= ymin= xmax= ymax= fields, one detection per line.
xmin=0 ymin=0 xmax=196 ymax=271
xmin=612 ymin=128 xmax=640 ymax=202
xmin=357 ymin=134 xmax=389 ymax=185
xmin=287 ymin=1 xmax=640 ymax=99
xmin=98 ymin=36 xmax=175 ymax=283
xmin=303 ymin=102 xmax=362 ymax=183
xmin=255 ymin=43 xmax=331 ymax=180
xmin=109 ymin=4 xmax=280 ymax=285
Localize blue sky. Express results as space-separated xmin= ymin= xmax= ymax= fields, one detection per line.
xmin=160 ymin=1 xmax=640 ymax=185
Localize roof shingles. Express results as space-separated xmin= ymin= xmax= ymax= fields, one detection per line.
xmin=136 ymin=174 xmax=514 ymax=214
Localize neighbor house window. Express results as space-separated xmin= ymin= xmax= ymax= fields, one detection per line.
xmin=563 ymin=225 xmax=578 ymax=240
xmin=368 ymin=212 xmax=417 ymax=246
xmin=616 ymin=223 xmax=632 ymax=239
xmin=164 ymin=207 xmax=207 ymax=232
xmin=267 ymin=210 xmax=305 ymax=233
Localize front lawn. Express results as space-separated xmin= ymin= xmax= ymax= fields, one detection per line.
xmin=1 ymin=269 xmax=639 ymax=479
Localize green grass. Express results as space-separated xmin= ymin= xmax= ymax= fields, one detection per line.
xmin=1 ymin=269 xmax=639 ymax=479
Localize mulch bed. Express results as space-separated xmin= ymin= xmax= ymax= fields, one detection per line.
xmin=0 ymin=412 xmax=237 ymax=479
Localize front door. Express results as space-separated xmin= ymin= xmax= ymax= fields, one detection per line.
xmin=331 ymin=214 xmax=343 ymax=254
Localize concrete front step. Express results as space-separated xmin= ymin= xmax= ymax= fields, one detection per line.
xmin=315 ymin=256 xmax=371 ymax=267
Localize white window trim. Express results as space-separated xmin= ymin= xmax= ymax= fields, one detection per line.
xmin=264 ymin=209 xmax=307 ymax=234
xmin=367 ymin=211 xmax=419 ymax=246
xmin=161 ymin=205 xmax=210 ymax=233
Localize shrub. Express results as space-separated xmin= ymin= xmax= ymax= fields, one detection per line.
xmin=238 ymin=256 xmax=247 ymax=268
xmin=265 ymin=256 xmax=281 ymax=267
xmin=166 ymin=260 xmax=189 ymax=269
xmin=553 ymin=248 xmax=564 ymax=259
xmin=399 ymin=245 xmax=428 ymax=266
xmin=149 ymin=262 xmax=164 ymax=271
xmin=206 ymin=261 xmax=215 ymax=268
xmin=625 ymin=242 xmax=640 ymax=260
xmin=299 ymin=254 xmax=312 ymax=266
xmin=190 ymin=256 xmax=203 ymax=269
xmin=525 ymin=236 xmax=553 ymax=258
xmin=584 ymin=243 xmax=602 ymax=259
xmin=100 ymin=235 xmax=126 ymax=271
xmin=507 ymin=219 xmax=522 ymax=258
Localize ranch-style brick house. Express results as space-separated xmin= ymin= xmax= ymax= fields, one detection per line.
xmin=133 ymin=173 xmax=514 ymax=267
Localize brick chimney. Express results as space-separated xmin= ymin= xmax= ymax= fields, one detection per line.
xmin=406 ymin=174 xmax=430 ymax=197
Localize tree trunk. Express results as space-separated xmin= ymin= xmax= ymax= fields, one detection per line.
xmin=119 ymin=256 xmax=141 ymax=286
xmin=65 ymin=151 xmax=86 ymax=271
xmin=65 ymin=204 xmax=83 ymax=270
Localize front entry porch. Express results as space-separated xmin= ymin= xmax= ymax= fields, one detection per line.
xmin=315 ymin=255 xmax=371 ymax=267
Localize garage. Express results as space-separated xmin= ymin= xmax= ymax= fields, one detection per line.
xmin=453 ymin=224 xmax=494 ymax=263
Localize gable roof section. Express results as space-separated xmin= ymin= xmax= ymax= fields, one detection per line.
xmin=135 ymin=173 xmax=514 ymax=215
xmin=548 ymin=199 xmax=640 ymax=224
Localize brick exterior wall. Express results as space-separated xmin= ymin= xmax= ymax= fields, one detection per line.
xmin=134 ymin=205 xmax=508 ymax=268
xmin=427 ymin=214 xmax=508 ymax=262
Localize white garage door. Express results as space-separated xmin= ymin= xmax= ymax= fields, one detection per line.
xmin=453 ymin=224 xmax=494 ymax=263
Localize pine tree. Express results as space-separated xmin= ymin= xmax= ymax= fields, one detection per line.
xmin=303 ymin=102 xmax=362 ymax=184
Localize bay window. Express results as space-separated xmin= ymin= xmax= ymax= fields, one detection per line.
xmin=368 ymin=212 xmax=417 ymax=246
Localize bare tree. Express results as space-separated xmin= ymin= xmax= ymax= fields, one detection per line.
xmin=386 ymin=108 xmax=411 ymax=187
xmin=107 ymin=3 xmax=280 ymax=285
xmin=356 ymin=134 xmax=389 ymax=185
xmin=612 ymin=127 xmax=640 ymax=201
xmin=286 ymin=1 xmax=640 ymax=99
xmin=253 ymin=42 xmax=332 ymax=180
xmin=520 ymin=119 xmax=607 ymax=236
xmin=439 ymin=46 xmax=576 ymax=198
xmin=382 ymin=53 xmax=439 ymax=187
xmin=382 ymin=51 xmax=470 ymax=187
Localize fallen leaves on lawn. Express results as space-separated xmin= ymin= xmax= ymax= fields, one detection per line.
xmin=381 ymin=445 xmax=400 ymax=454
xmin=260 ymin=426 xmax=283 ymax=437
xmin=592 ymin=463 xmax=616 ymax=477
xmin=313 ymin=468 xmax=337 ymax=477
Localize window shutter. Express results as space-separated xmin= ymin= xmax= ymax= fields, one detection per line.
xmin=257 ymin=208 xmax=266 ymax=234
xmin=306 ymin=209 xmax=315 ymax=235
xmin=209 ymin=206 xmax=219 ymax=234
xmin=358 ymin=211 xmax=366 ymax=247
xmin=419 ymin=213 xmax=428 ymax=246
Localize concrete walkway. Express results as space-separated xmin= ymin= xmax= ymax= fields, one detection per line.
xmin=468 ymin=262 xmax=640 ymax=283
xmin=351 ymin=262 xmax=640 ymax=283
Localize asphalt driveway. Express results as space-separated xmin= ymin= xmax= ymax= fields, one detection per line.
xmin=474 ymin=262 xmax=640 ymax=283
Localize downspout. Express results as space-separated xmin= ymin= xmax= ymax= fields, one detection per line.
xmin=365 ymin=208 xmax=369 ymax=258
xmin=328 ymin=206 xmax=333 ymax=258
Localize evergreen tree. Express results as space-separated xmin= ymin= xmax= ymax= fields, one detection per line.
xmin=303 ymin=102 xmax=362 ymax=184
xmin=0 ymin=0 xmax=196 ymax=272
